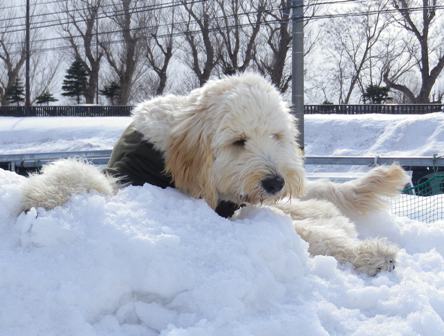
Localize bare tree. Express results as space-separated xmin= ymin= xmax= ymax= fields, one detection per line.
xmin=30 ymin=53 xmax=61 ymax=103
xmin=383 ymin=0 xmax=444 ymax=102
xmin=214 ymin=0 xmax=265 ymax=75
xmin=253 ymin=0 xmax=319 ymax=93
xmin=322 ymin=1 xmax=391 ymax=103
xmin=0 ymin=5 xmax=61 ymax=106
xmin=179 ymin=0 xmax=219 ymax=86
xmin=59 ymin=0 xmax=104 ymax=104
xmin=101 ymin=0 xmax=150 ymax=104
xmin=376 ymin=35 xmax=417 ymax=102
xmin=145 ymin=1 xmax=176 ymax=95
xmin=0 ymin=10 xmax=27 ymax=106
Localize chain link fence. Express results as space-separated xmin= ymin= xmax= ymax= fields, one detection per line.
xmin=391 ymin=173 xmax=444 ymax=223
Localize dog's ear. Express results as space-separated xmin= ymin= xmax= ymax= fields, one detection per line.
xmin=165 ymin=110 xmax=218 ymax=209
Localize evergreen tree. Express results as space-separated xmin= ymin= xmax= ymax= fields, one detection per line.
xmin=36 ymin=91 xmax=58 ymax=105
xmin=320 ymin=100 xmax=335 ymax=113
xmin=62 ymin=58 xmax=88 ymax=104
xmin=6 ymin=78 xmax=25 ymax=106
xmin=100 ymin=81 xmax=120 ymax=105
xmin=363 ymin=85 xmax=391 ymax=104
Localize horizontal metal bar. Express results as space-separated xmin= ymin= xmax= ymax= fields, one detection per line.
xmin=305 ymin=155 xmax=444 ymax=167
xmin=19 ymin=158 xmax=110 ymax=168
xmin=0 ymin=150 xmax=112 ymax=163
xmin=306 ymin=171 xmax=367 ymax=182
xmin=1 ymin=151 xmax=443 ymax=169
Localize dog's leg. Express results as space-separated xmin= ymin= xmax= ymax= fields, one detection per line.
xmin=276 ymin=199 xmax=358 ymax=237
xmin=295 ymin=221 xmax=398 ymax=276
xmin=303 ymin=165 xmax=410 ymax=218
xmin=277 ymin=200 xmax=398 ymax=276
xmin=21 ymin=159 xmax=118 ymax=211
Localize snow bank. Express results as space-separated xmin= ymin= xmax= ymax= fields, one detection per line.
xmin=305 ymin=112 xmax=444 ymax=157
xmin=0 ymin=117 xmax=130 ymax=154
xmin=1 ymin=113 xmax=443 ymax=156
xmin=1 ymin=169 xmax=444 ymax=335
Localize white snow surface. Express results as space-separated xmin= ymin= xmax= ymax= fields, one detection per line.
xmin=1 ymin=113 xmax=444 ymax=335
xmin=0 ymin=113 xmax=443 ymax=156
xmin=1 ymin=168 xmax=444 ymax=335
xmin=0 ymin=117 xmax=128 ymax=154
xmin=304 ymin=112 xmax=444 ymax=157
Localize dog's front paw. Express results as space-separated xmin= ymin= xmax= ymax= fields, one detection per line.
xmin=352 ymin=239 xmax=398 ymax=276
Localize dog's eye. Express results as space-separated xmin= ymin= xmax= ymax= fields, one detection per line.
xmin=232 ymin=138 xmax=246 ymax=147
xmin=271 ymin=133 xmax=283 ymax=141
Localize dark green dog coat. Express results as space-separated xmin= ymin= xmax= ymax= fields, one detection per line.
xmin=105 ymin=123 xmax=174 ymax=188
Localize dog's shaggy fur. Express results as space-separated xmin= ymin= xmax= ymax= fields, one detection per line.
xmin=20 ymin=73 xmax=409 ymax=276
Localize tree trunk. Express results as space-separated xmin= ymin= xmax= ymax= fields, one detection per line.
xmin=84 ymin=65 xmax=99 ymax=104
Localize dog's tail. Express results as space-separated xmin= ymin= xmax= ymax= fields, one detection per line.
xmin=21 ymin=158 xmax=118 ymax=212
xmin=302 ymin=165 xmax=410 ymax=218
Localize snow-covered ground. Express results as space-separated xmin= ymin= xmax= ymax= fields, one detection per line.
xmin=0 ymin=113 xmax=444 ymax=335
xmin=305 ymin=113 xmax=444 ymax=157
xmin=1 ymin=112 xmax=443 ymax=156
xmin=0 ymin=117 xmax=126 ymax=154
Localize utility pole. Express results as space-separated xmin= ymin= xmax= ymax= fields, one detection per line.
xmin=25 ymin=0 xmax=31 ymax=108
xmin=96 ymin=13 xmax=99 ymax=104
xmin=292 ymin=0 xmax=304 ymax=150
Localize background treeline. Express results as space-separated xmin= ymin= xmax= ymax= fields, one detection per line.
xmin=0 ymin=0 xmax=443 ymax=105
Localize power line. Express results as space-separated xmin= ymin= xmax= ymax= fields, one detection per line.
xmin=2 ymin=1 xmax=443 ymax=54
xmin=0 ymin=0 xmax=60 ymax=11
xmin=0 ymin=0 xmax=358 ymax=28
xmin=7 ymin=0 xmax=442 ymax=36
xmin=4 ymin=1 xmax=269 ymax=47
xmin=3 ymin=0 xmax=203 ymax=33
xmin=12 ymin=16 xmax=297 ymax=54
xmin=0 ymin=0 xmax=429 ymax=38
xmin=1 ymin=0 xmax=337 ymax=48
xmin=19 ymin=3 xmax=444 ymax=55
xmin=0 ymin=0 xmax=184 ymax=26
xmin=299 ymin=3 xmax=444 ymax=20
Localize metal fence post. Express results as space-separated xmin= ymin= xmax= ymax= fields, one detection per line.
xmin=292 ymin=0 xmax=304 ymax=150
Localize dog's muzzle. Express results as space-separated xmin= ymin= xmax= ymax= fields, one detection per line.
xmin=261 ymin=174 xmax=285 ymax=195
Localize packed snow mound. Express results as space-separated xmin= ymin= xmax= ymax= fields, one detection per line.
xmin=1 ymin=113 xmax=443 ymax=157
xmin=306 ymin=112 xmax=444 ymax=156
xmin=1 ymin=169 xmax=444 ymax=335
xmin=0 ymin=117 xmax=129 ymax=154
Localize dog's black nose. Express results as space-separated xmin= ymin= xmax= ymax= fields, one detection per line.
xmin=261 ymin=175 xmax=285 ymax=194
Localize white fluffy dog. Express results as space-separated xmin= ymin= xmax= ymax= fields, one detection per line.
xmin=20 ymin=73 xmax=408 ymax=276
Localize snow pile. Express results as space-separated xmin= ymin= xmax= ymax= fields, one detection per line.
xmin=1 ymin=168 xmax=444 ymax=335
xmin=1 ymin=113 xmax=443 ymax=156
xmin=1 ymin=113 xmax=443 ymax=334
xmin=305 ymin=112 xmax=444 ymax=157
xmin=0 ymin=117 xmax=129 ymax=154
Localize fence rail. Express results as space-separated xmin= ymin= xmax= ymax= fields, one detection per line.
xmin=0 ymin=104 xmax=443 ymax=117
xmin=1 ymin=151 xmax=443 ymax=172
xmin=0 ymin=105 xmax=132 ymax=117
xmin=305 ymin=155 xmax=444 ymax=167
xmin=304 ymin=104 xmax=443 ymax=114
xmin=0 ymin=150 xmax=112 ymax=171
